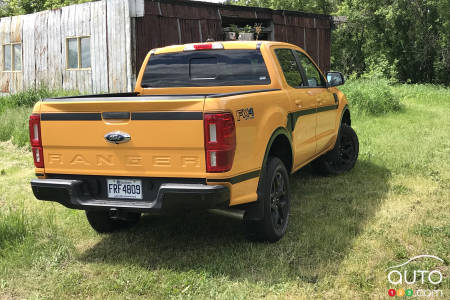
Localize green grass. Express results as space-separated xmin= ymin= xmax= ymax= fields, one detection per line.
xmin=340 ymin=78 xmax=402 ymax=115
xmin=0 ymin=88 xmax=80 ymax=148
xmin=0 ymin=84 xmax=449 ymax=299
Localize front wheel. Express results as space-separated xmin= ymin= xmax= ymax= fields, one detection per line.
xmin=244 ymin=156 xmax=290 ymax=242
xmin=314 ymin=124 xmax=359 ymax=175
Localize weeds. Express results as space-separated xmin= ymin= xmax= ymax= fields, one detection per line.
xmin=339 ymin=78 xmax=402 ymax=115
xmin=0 ymin=87 xmax=80 ymax=147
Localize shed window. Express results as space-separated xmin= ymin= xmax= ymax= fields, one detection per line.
xmin=66 ymin=36 xmax=91 ymax=69
xmin=3 ymin=43 xmax=22 ymax=71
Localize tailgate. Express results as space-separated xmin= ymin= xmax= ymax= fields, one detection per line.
xmin=38 ymin=95 xmax=206 ymax=178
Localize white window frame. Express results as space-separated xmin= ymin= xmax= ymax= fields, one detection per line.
xmin=66 ymin=36 xmax=91 ymax=70
xmin=3 ymin=42 xmax=22 ymax=72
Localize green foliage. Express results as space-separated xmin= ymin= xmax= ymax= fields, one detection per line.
xmin=0 ymin=88 xmax=80 ymax=147
xmin=0 ymin=87 xmax=79 ymax=112
xmin=0 ymin=0 xmax=92 ymax=16
xmin=241 ymin=24 xmax=253 ymax=33
xmin=339 ymin=78 xmax=401 ymax=115
xmin=226 ymin=0 xmax=338 ymax=14
xmin=0 ymin=106 xmax=32 ymax=147
xmin=332 ymin=0 xmax=450 ymax=84
xmin=0 ymin=206 xmax=33 ymax=249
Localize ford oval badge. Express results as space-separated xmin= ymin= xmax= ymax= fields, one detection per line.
xmin=104 ymin=131 xmax=131 ymax=144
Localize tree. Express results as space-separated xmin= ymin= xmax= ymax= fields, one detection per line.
xmin=226 ymin=0 xmax=339 ymax=15
xmin=332 ymin=0 xmax=449 ymax=84
xmin=0 ymin=0 xmax=91 ymax=17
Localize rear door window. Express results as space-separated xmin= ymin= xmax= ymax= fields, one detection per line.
xmin=141 ymin=50 xmax=271 ymax=88
xmin=274 ymin=49 xmax=304 ymax=88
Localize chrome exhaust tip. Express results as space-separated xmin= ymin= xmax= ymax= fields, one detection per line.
xmin=208 ymin=208 xmax=245 ymax=220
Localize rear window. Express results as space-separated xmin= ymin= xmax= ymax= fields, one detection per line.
xmin=141 ymin=50 xmax=271 ymax=88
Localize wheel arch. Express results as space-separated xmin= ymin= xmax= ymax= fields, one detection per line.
xmin=242 ymin=127 xmax=293 ymax=221
xmin=341 ymin=105 xmax=351 ymax=126
xmin=262 ymin=127 xmax=293 ymax=174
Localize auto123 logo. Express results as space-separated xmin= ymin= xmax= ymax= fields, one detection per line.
xmin=386 ymin=254 xmax=446 ymax=297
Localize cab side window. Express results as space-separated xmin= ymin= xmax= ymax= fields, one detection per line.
xmin=275 ymin=49 xmax=304 ymax=88
xmin=296 ymin=51 xmax=325 ymax=87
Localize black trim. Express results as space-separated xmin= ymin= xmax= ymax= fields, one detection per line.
xmin=40 ymin=112 xmax=203 ymax=121
xmin=208 ymin=170 xmax=260 ymax=184
xmin=317 ymin=104 xmax=339 ymax=113
xmin=287 ymin=104 xmax=339 ymax=131
xmin=43 ymin=94 xmax=208 ymax=102
xmin=31 ymin=177 xmax=229 ymax=212
xmin=333 ymin=93 xmax=339 ymax=104
xmin=102 ymin=112 xmax=130 ymax=120
xmin=42 ymin=90 xmax=281 ymax=102
xmin=132 ymin=111 xmax=203 ymax=120
xmin=35 ymin=173 xmax=45 ymax=177
xmin=45 ymin=92 xmax=139 ymax=100
xmin=41 ymin=113 xmax=101 ymax=121
xmin=206 ymin=89 xmax=280 ymax=98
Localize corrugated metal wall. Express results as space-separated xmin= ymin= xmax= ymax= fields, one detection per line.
xmin=135 ymin=0 xmax=331 ymax=75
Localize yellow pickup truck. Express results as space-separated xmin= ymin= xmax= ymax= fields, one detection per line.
xmin=29 ymin=41 xmax=358 ymax=242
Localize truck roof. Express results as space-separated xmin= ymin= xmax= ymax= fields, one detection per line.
xmin=152 ymin=41 xmax=295 ymax=55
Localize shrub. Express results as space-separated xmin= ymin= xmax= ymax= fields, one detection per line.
xmin=339 ymin=78 xmax=402 ymax=115
xmin=0 ymin=87 xmax=80 ymax=113
xmin=0 ymin=87 xmax=81 ymax=147
xmin=0 ymin=106 xmax=33 ymax=147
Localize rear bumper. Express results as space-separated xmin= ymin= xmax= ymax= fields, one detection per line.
xmin=31 ymin=178 xmax=229 ymax=213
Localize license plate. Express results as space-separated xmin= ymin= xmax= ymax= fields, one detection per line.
xmin=107 ymin=179 xmax=143 ymax=200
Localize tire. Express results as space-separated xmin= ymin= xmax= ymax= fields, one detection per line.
xmin=314 ymin=124 xmax=359 ymax=175
xmin=85 ymin=210 xmax=141 ymax=233
xmin=244 ymin=156 xmax=290 ymax=242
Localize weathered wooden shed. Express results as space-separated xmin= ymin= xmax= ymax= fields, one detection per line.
xmin=0 ymin=0 xmax=332 ymax=94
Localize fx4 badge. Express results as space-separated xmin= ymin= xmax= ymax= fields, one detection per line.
xmin=236 ymin=107 xmax=255 ymax=121
xmin=104 ymin=131 xmax=131 ymax=144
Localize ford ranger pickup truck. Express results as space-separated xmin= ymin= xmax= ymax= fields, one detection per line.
xmin=29 ymin=41 xmax=358 ymax=242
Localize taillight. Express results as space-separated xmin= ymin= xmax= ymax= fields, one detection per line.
xmin=204 ymin=112 xmax=236 ymax=172
xmin=29 ymin=114 xmax=44 ymax=168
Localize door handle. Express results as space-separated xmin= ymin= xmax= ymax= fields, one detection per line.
xmin=307 ymin=90 xmax=313 ymax=95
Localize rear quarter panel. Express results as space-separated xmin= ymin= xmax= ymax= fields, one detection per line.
xmin=204 ymin=89 xmax=290 ymax=205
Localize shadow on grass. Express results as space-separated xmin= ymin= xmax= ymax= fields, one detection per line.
xmin=80 ymin=160 xmax=390 ymax=285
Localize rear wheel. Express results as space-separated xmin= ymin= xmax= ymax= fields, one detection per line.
xmin=244 ymin=156 xmax=290 ymax=242
xmin=314 ymin=124 xmax=359 ymax=175
xmin=85 ymin=210 xmax=141 ymax=233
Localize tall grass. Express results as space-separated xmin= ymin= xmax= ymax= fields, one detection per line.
xmin=339 ymin=78 xmax=402 ymax=115
xmin=0 ymin=87 xmax=80 ymax=147
xmin=0 ymin=84 xmax=448 ymax=298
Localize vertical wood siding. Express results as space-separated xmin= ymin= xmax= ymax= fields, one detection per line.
xmin=0 ymin=0 xmax=132 ymax=94
xmin=0 ymin=0 xmax=331 ymax=94
xmin=135 ymin=0 xmax=332 ymax=74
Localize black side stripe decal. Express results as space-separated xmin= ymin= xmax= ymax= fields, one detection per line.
xmin=132 ymin=112 xmax=203 ymax=120
xmin=288 ymin=104 xmax=339 ymax=131
xmin=208 ymin=170 xmax=260 ymax=184
xmin=41 ymin=112 xmax=203 ymax=121
xmin=317 ymin=104 xmax=339 ymax=113
xmin=41 ymin=113 xmax=101 ymax=121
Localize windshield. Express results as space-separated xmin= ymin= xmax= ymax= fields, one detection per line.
xmin=141 ymin=50 xmax=271 ymax=88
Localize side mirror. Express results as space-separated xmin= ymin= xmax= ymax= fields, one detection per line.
xmin=326 ymin=71 xmax=345 ymax=87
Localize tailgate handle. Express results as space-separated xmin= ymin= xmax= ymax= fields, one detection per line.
xmin=102 ymin=112 xmax=130 ymax=120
